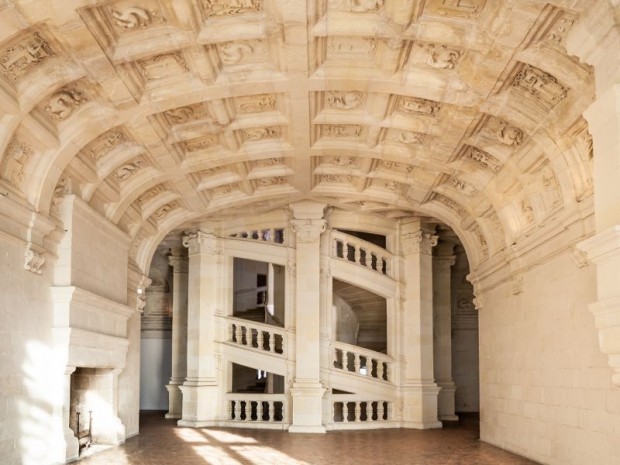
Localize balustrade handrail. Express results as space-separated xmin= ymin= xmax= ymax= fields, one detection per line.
xmin=221 ymin=315 xmax=287 ymax=336
xmin=331 ymin=340 xmax=393 ymax=364
xmin=225 ymin=393 xmax=287 ymax=423
xmin=225 ymin=393 xmax=287 ymax=402
xmin=221 ymin=315 xmax=287 ymax=356
xmin=330 ymin=230 xmax=393 ymax=277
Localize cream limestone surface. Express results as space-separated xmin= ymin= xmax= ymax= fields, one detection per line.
xmin=0 ymin=0 xmax=619 ymax=464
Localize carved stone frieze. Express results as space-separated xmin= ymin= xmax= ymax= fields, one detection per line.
xmin=378 ymin=160 xmax=414 ymax=174
xmin=543 ymin=11 xmax=577 ymax=45
xmin=321 ymin=175 xmax=351 ymax=184
xmin=512 ymin=64 xmax=568 ymax=106
xmin=330 ymin=156 xmax=354 ymax=166
xmin=290 ymin=219 xmax=326 ymax=244
xmin=153 ymin=202 xmax=177 ymax=220
xmin=240 ymin=126 xmax=281 ymax=142
xmin=2 ymin=138 xmax=33 ymax=187
xmin=202 ymin=0 xmax=263 ymax=17
xmin=521 ymin=200 xmax=535 ymax=225
xmin=329 ymin=0 xmax=384 ymax=12
xmin=24 ymin=244 xmax=45 ymax=275
xmin=401 ymin=231 xmax=438 ymax=256
xmin=449 ymin=176 xmax=477 ymax=195
xmin=136 ymin=185 xmax=166 ymax=207
xmin=322 ymin=124 xmax=362 ymax=138
xmin=212 ymin=183 xmax=239 ymax=195
xmin=138 ymin=52 xmax=189 ymax=81
xmin=84 ymin=128 xmax=129 ymax=161
xmin=433 ymin=193 xmax=464 ymax=214
xmin=235 ymin=93 xmax=276 ymax=113
xmin=114 ymin=158 xmax=145 ymax=181
xmin=256 ymin=176 xmax=286 ymax=187
xmin=164 ymin=102 xmax=212 ymax=124
xmin=0 ymin=31 xmax=55 ymax=82
xmin=251 ymin=157 xmax=282 ymax=168
xmin=397 ymin=130 xmax=425 ymax=145
xmin=478 ymin=232 xmax=488 ymax=257
xmin=542 ymin=166 xmax=562 ymax=207
xmin=325 ymin=91 xmax=364 ymax=109
xmin=182 ymin=230 xmax=222 ymax=255
xmin=397 ymin=96 xmax=441 ymax=117
xmin=44 ymin=86 xmax=87 ymax=121
xmin=408 ymin=42 xmax=463 ymax=70
xmin=109 ymin=4 xmax=165 ymax=31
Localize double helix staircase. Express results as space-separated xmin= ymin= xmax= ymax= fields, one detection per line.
xmin=218 ymin=229 xmax=399 ymax=430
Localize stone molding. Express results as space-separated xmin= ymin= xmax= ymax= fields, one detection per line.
xmin=24 ymin=243 xmax=45 ymax=274
xmin=290 ymin=218 xmax=326 ymax=244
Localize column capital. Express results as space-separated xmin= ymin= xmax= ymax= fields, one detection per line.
xmin=290 ymin=218 xmax=326 ymax=244
xmin=182 ymin=230 xmax=221 ymax=255
xmin=168 ymin=247 xmax=189 ymax=272
xmin=433 ymin=254 xmax=456 ymax=274
xmin=402 ymin=231 xmax=438 ymax=256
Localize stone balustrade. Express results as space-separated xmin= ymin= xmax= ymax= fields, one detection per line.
xmin=226 ymin=316 xmax=286 ymax=356
xmin=330 ymin=230 xmax=392 ymax=277
xmin=226 ymin=394 xmax=286 ymax=423
xmin=229 ymin=228 xmax=285 ymax=244
xmin=332 ymin=341 xmax=392 ymax=382
xmin=331 ymin=397 xmax=392 ymax=424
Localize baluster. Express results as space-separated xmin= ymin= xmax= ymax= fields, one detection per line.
xmin=354 ymin=246 xmax=361 ymax=265
xmin=332 ymin=238 xmax=338 ymax=257
xmin=229 ymin=401 xmax=234 ymax=420
xmin=377 ymin=360 xmax=384 ymax=380
xmin=355 ymin=402 xmax=361 ymax=422
xmin=257 ymin=330 xmax=264 ymax=350
xmin=386 ymin=402 xmax=391 ymax=421
xmin=269 ymin=332 xmax=276 ymax=353
xmin=257 ymin=401 xmax=263 ymax=421
xmin=235 ymin=324 xmax=242 ymax=345
xmin=266 ymin=401 xmax=273 ymax=422
xmin=369 ymin=401 xmax=376 ymax=421
xmin=343 ymin=403 xmax=349 ymax=423
xmin=383 ymin=257 xmax=390 ymax=276
xmin=354 ymin=353 xmax=360 ymax=374
xmin=332 ymin=402 xmax=336 ymax=423
xmin=384 ymin=362 xmax=390 ymax=382
xmin=280 ymin=335 xmax=285 ymax=355
xmin=333 ymin=347 xmax=340 ymax=369
xmin=269 ymin=229 xmax=275 ymax=242
xmin=234 ymin=400 xmax=241 ymax=420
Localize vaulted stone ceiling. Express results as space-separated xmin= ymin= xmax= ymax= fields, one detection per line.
xmin=0 ymin=0 xmax=595 ymax=272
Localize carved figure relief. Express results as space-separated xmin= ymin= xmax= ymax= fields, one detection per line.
xmin=512 ymin=64 xmax=568 ymax=106
xmin=322 ymin=124 xmax=362 ymax=137
xmin=397 ymin=96 xmax=441 ymax=116
xmin=202 ymin=0 xmax=263 ymax=17
xmin=2 ymin=139 xmax=33 ymax=187
xmin=153 ymin=202 xmax=176 ymax=220
xmin=326 ymin=91 xmax=364 ymax=109
xmin=138 ymin=53 xmax=189 ymax=80
xmin=331 ymin=156 xmax=354 ymax=166
xmin=256 ymin=177 xmax=286 ymax=187
xmin=408 ymin=42 xmax=463 ymax=69
xmin=521 ymin=200 xmax=535 ymax=225
xmin=542 ymin=166 xmax=562 ymax=207
xmin=322 ymin=175 xmax=351 ymax=183
xmin=0 ymin=32 xmax=54 ymax=82
xmin=114 ymin=159 xmax=144 ymax=181
xmin=85 ymin=128 xmax=128 ymax=160
xmin=241 ymin=126 xmax=281 ymax=141
xmin=251 ymin=158 xmax=282 ymax=168
xmin=450 ymin=177 xmax=477 ymax=195
xmin=544 ymin=11 xmax=577 ymax=45
xmin=45 ymin=89 xmax=85 ymax=120
xmin=496 ymin=120 xmax=524 ymax=146
xmin=236 ymin=94 xmax=276 ymax=113
xmin=164 ymin=102 xmax=213 ymax=124
xmin=425 ymin=0 xmax=485 ymax=19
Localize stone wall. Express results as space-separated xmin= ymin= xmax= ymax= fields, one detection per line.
xmin=479 ymin=250 xmax=620 ymax=465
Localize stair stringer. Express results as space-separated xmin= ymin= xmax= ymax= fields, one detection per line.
xmin=324 ymin=368 xmax=398 ymax=401
xmin=220 ymin=341 xmax=289 ymax=377
xmin=329 ymin=258 xmax=397 ymax=299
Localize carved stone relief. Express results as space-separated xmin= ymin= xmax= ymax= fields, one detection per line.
xmin=182 ymin=135 xmax=219 ymax=152
xmin=84 ymin=128 xmax=129 ymax=161
xmin=2 ymin=138 xmax=33 ymax=188
xmin=251 ymin=157 xmax=282 ymax=168
xmin=512 ymin=64 xmax=568 ymax=106
xmin=164 ymin=102 xmax=212 ymax=124
xmin=235 ymin=93 xmax=276 ymax=113
xmin=136 ymin=185 xmax=166 ymax=207
xmin=256 ymin=177 xmax=286 ymax=187
xmin=240 ymin=126 xmax=281 ymax=141
xmin=328 ymin=0 xmax=384 ymax=12
xmin=218 ymin=40 xmax=268 ymax=65
xmin=138 ymin=52 xmax=189 ymax=81
xmin=202 ymin=0 xmax=263 ymax=17
xmin=449 ymin=176 xmax=477 ymax=195
xmin=109 ymin=3 xmax=166 ymax=31
xmin=521 ymin=200 xmax=535 ymax=225
xmin=461 ymin=146 xmax=501 ymax=173
xmin=330 ymin=156 xmax=354 ymax=166
xmin=407 ymin=42 xmax=463 ymax=70
xmin=543 ymin=11 xmax=577 ymax=45
xmin=24 ymin=244 xmax=45 ymax=275
xmin=52 ymin=176 xmax=71 ymax=209
xmin=321 ymin=175 xmax=351 ymax=183
xmin=424 ymin=0 xmax=486 ymax=19
xmin=322 ymin=124 xmax=362 ymax=138
xmin=397 ymin=96 xmax=441 ymax=117
xmin=0 ymin=31 xmax=55 ymax=82
xmin=433 ymin=193 xmax=464 ymax=214
xmin=326 ymin=37 xmax=377 ymax=59
xmin=153 ymin=202 xmax=177 ymax=220
xmin=44 ymin=85 xmax=89 ymax=121
xmin=541 ymin=166 xmax=562 ymax=207
xmin=401 ymin=231 xmax=438 ymax=255
xmin=325 ymin=91 xmax=364 ymax=109
xmin=496 ymin=120 xmax=524 ymax=146
xmin=377 ymin=160 xmax=414 ymax=174
xmin=397 ymin=130 xmax=425 ymax=145
xmin=114 ymin=158 xmax=145 ymax=181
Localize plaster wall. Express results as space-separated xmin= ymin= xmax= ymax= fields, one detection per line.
xmin=139 ymin=337 xmax=171 ymax=411
xmin=0 ymin=239 xmax=62 ymax=465
xmin=479 ymin=251 xmax=620 ymax=465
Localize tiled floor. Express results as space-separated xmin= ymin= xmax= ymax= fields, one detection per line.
xmin=76 ymin=412 xmax=539 ymax=465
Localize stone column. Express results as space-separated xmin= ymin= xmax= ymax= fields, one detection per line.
xmin=288 ymin=201 xmax=327 ymax=433
xmin=400 ymin=219 xmax=441 ymax=429
xmin=178 ymin=230 xmax=222 ymax=427
xmin=166 ymin=247 xmax=188 ymax=419
xmin=569 ymin=4 xmax=620 ymax=388
xmin=433 ymin=243 xmax=458 ymax=421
